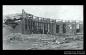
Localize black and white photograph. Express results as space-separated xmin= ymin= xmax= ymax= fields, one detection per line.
xmin=3 ymin=5 xmax=83 ymax=50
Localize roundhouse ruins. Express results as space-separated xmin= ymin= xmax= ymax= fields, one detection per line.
xmin=4 ymin=9 xmax=83 ymax=35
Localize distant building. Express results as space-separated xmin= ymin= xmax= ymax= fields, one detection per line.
xmin=4 ymin=9 xmax=83 ymax=35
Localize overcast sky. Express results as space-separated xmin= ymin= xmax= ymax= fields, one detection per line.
xmin=3 ymin=5 xmax=83 ymax=21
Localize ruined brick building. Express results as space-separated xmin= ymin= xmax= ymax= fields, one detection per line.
xmin=4 ymin=9 xmax=83 ymax=35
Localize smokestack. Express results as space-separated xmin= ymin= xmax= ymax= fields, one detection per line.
xmin=22 ymin=9 xmax=27 ymax=18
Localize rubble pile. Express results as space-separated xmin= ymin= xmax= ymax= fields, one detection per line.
xmin=5 ymin=33 xmax=83 ymax=50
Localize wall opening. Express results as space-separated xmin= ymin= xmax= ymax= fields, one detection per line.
xmin=56 ymin=25 xmax=59 ymax=33
xmin=63 ymin=24 xmax=66 ymax=33
xmin=76 ymin=24 xmax=80 ymax=33
xmin=44 ymin=23 xmax=48 ymax=34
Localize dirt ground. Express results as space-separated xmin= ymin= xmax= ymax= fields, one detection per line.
xmin=3 ymin=26 xmax=83 ymax=50
xmin=3 ymin=34 xmax=83 ymax=50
